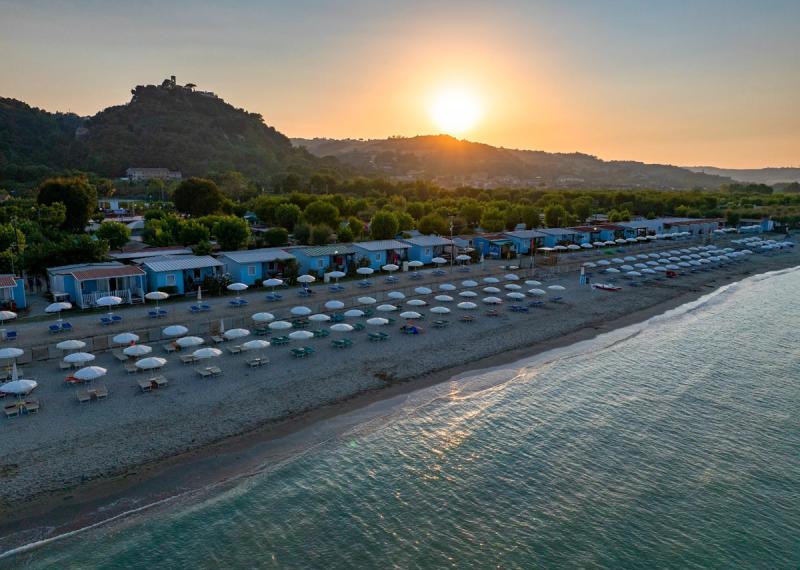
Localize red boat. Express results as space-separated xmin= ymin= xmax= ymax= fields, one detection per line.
xmin=592 ymin=283 xmax=622 ymax=292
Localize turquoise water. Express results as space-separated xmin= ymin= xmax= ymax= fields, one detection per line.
xmin=9 ymin=268 xmax=800 ymax=569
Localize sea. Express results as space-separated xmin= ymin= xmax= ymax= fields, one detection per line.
xmin=6 ymin=267 xmax=800 ymax=569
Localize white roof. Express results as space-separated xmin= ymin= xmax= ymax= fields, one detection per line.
xmin=353 ymin=240 xmax=410 ymax=251
xmin=142 ymin=255 xmax=223 ymax=272
xmin=504 ymin=230 xmax=548 ymax=239
xmin=401 ymin=235 xmax=453 ymax=247
xmin=539 ymin=228 xmax=579 ymax=236
xmin=219 ymin=248 xmax=295 ymax=264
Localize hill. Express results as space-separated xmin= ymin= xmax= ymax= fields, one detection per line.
xmin=293 ymin=135 xmax=732 ymax=190
xmin=685 ymin=166 xmax=800 ymax=185
xmin=0 ymin=78 xmax=342 ymax=184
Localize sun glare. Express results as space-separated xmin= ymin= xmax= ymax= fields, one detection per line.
xmin=429 ymin=88 xmax=482 ymax=135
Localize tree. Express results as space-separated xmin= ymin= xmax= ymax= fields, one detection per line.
xmin=303 ymin=201 xmax=340 ymax=228
xmin=212 ymin=217 xmax=250 ymax=250
xmin=213 ymin=171 xmax=256 ymax=202
xmin=95 ymin=221 xmax=131 ymax=250
xmin=262 ymin=227 xmax=289 ymax=247
xmin=418 ymin=213 xmax=448 ymax=235
xmin=347 ymin=216 xmax=364 ymax=238
xmin=370 ymin=211 xmax=399 ymax=240
xmin=311 ymin=224 xmax=333 ymax=245
xmin=173 ymin=178 xmax=225 ymax=217
xmin=337 ymin=225 xmax=354 ymax=243
xmin=479 ymin=207 xmax=505 ymax=232
xmin=459 ymin=200 xmax=483 ymax=227
xmin=725 ymin=210 xmax=741 ymax=227
xmin=518 ymin=206 xmax=541 ymax=229
xmin=0 ymin=224 xmax=25 ymax=255
xmin=395 ymin=211 xmax=415 ymax=232
xmin=294 ymin=222 xmax=311 ymax=245
xmin=274 ymin=203 xmax=301 ymax=232
xmin=178 ymin=220 xmax=210 ymax=245
xmin=544 ymin=204 xmax=569 ymax=227
xmin=36 ymin=176 xmax=97 ymax=232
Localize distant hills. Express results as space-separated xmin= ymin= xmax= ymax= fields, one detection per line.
xmin=0 ymin=78 xmax=339 ymax=183
xmin=293 ymin=135 xmax=734 ymax=190
xmin=685 ymin=166 xmax=800 ymax=186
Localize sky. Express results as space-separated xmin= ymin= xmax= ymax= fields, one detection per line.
xmin=1 ymin=0 xmax=798 ymax=168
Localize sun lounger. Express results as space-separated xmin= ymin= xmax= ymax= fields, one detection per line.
xmin=163 ymin=343 xmax=177 ymax=353
xmin=292 ymin=319 xmax=309 ymax=329
xmin=157 ymin=309 xmax=168 ymax=318
xmin=433 ymin=319 xmax=450 ymax=329
xmin=4 ymin=330 xmax=16 ymax=341
xmin=247 ymin=357 xmax=268 ymax=367
xmin=208 ymin=366 xmax=223 ymax=376
xmin=76 ymin=389 xmax=91 ymax=403
xmin=331 ymin=338 xmax=353 ymax=349
xmin=148 ymin=310 xmax=159 ymax=318
xmin=528 ymin=301 xmax=544 ymax=308
xmin=94 ymin=385 xmax=108 ymax=399
xmin=4 ymin=406 xmax=19 ymax=418
xmin=125 ymin=363 xmax=138 ymax=374
xmin=271 ymin=336 xmax=290 ymax=345
xmin=112 ymin=315 xmax=122 ymax=323
xmin=460 ymin=315 xmax=476 ymax=323
xmin=368 ymin=332 xmax=384 ymax=342
xmin=211 ymin=335 xmax=225 ymax=344
xmin=49 ymin=324 xmax=62 ymax=334
xmin=200 ymin=304 xmax=211 ymax=311
xmin=331 ymin=314 xmax=344 ymax=323
xmin=190 ymin=305 xmax=201 ymax=314
xmin=313 ymin=328 xmax=330 ymax=338
xmin=61 ymin=322 xmax=73 ymax=332
xmin=486 ymin=309 xmax=499 ymax=316
xmin=100 ymin=316 xmax=112 ymax=326
xmin=59 ymin=360 xmax=72 ymax=371
xmin=113 ymin=350 xmax=129 ymax=362
xmin=550 ymin=296 xmax=563 ymax=303
xmin=180 ymin=354 xmax=197 ymax=364
xmin=227 ymin=345 xmax=242 ymax=355
xmin=137 ymin=378 xmax=153 ymax=392
xmin=153 ymin=375 xmax=168 ymax=387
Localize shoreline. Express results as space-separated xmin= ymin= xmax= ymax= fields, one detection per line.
xmin=0 ymin=264 xmax=781 ymax=553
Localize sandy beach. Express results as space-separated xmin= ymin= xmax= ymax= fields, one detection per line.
xmin=0 ymin=236 xmax=797 ymax=543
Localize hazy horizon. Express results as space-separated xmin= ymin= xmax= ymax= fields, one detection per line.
xmin=2 ymin=0 xmax=798 ymax=170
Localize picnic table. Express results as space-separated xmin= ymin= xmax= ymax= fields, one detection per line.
xmin=290 ymin=346 xmax=315 ymax=358
xmin=331 ymin=338 xmax=353 ymax=349
xmin=271 ymin=336 xmax=290 ymax=346
xmin=247 ymin=357 xmax=269 ymax=368
xmin=313 ymin=328 xmax=330 ymax=338
xmin=367 ymin=332 xmax=389 ymax=342
xmin=292 ymin=319 xmax=310 ymax=329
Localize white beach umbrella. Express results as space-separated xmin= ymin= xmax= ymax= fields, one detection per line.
xmin=309 ymin=313 xmax=331 ymax=323
xmin=242 ymin=340 xmax=270 ymax=351
xmin=666 ymin=264 xmax=681 ymax=270
xmin=611 ymin=258 xmax=625 ymax=264
xmin=462 ymin=280 xmax=478 ymax=287
xmin=64 ymin=352 xmax=95 ymax=364
xmin=297 ymin=275 xmax=316 ymax=284
xmin=525 ymin=280 xmax=542 ymax=286
xmin=45 ymin=301 xmax=72 ymax=319
xmin=136 ymin=357 xmax=167 ymax=370
xmin=504 ymin=283 xmax=522 ymax=291
xmin=290 ymin=306 xmax=312 ymax=316
xmin=0 ymin=310 xmax=17 ymax=323
xmin=457 ymin=301 xmax=477 ymax=310
xmin=344 ymin=309 xmax=365 ymax=318
xmin=414 ymin=286 xmax=433 ymax=295
xmin=581 ymin=243 xmax=594 ymax=249
xmin=263 ymin=278 xmax=284 ymax=288
xmin=407 ymin=260 xmax=423 ymax=269
xmin=356 ymin=267 xmax=374 ymax=276
xmin=289 ymin=330 xmax=314 ymax=341
xmin=623 ymin=256 xmax=637 ymax=262
xmin=387 ymin=291 xmax=406 ymax=300
xmin=227 ymin=282 xmax=248 ymax=293
xmin=357 ymin=296 xmax=377 ymax=305
xmin=548 ymin=285 xmax=566 ymax=291
xmin=646 ymin=260 xmax=658 ymax=266
xmin=678 ymin=262 xmax=691 ymax=268
xmin=597 ymin=260 xmax=611 ymax=266
xmin=605 ymin=268 xmax=620 ymax=274
xmin=224 ymin=328 xmax=250 ymax=340
xmin=268 ymin=320 xmax=292 ymax=330
xmin=325 ymin=300 xmax=345 ymax=310
xmin=431 ymin=257 xmax=447 ymax=265
xmin=459 ymin=290 xmax=478 ymax=298
xmin=96 ymin=295 xmax=122 ymax=310
xmin=377 ymin=304 xmax=398 ymax=312
xmin=163 ymin=325 xmax=188 ymax=337
xmin=406 ymin=299 xmax=427 ymax=307
xmin=507 ymin=292 xmax=526 ymax=300
xmin=528 ymin=288 xmax=546 ymax=296
xmin=620 ymin=265 xmax=634 ymax=272
xmin=145 ymin=291 xmax=169 ymax=302
xmin=554 ymin=245 xmax=568 ymax=252
xmin=434 ymin=295 xmax=454 ymax=302
xmin=430 ymin=306 xmax=450 ymax=314
xmin=483 ymin=277 xmax=500 ymax=284
xmin=0 ymin=347 xmax=23 ymax=360
xmin=328 ymin=271 xmax=346 ymax=281
xmin=567 ymin=244 xmax=581 ymax=251
xmin=626 ymin=271 xmax=642 ymax=277
xmin=252 ymin=312 xmax=275 ymax=323
xmin=456 ymin=254 xmax=471 ymax=262
xmin=641 ymin=268 xmax=656 ymax=274
xmin=113 ymin=332 xmax=139 ymax=345
xmin=592 ymin=241 xmax=606 ymax=247
xmin=176 ymin=336 xmax=204 ymax=348
xmin=192 ymin=347 xmax=222 ymax=360
xmin=57 ymin=339 xmax=86 ymax=351
xmin=124 ymin=344 xmax=152 ymax=357
xmin=483 ymin=287 xmax=501 ymax=294
xmin=582 ymin=262 xmax=597 ymax=268
xmin=0 ymin=379 xmax=37 ymax=395
xmin=653 ymin=266 xmax=667 ymax=272
xmin=74 ymin=366 xmax=107 ymax=381
xmin=382 ymin=263 xmax=400 ymax=273
xmin=439 ymin=283 xmax=456 ymax=291
xmin=504 ymin=274 xmax=520 ymax=281
xmin=366 ymin=317 xmax=389 ymax=327
xmin=400 ymin=311 xmax=422 ymax=319
xmin=482 ymin=297 xmax=502 ymax=304
xmin=634 ymin=263 xmax=648 ymax=270
xmin=330 ymin=323 xmax=354 ymax=333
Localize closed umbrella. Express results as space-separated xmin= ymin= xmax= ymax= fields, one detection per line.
xmin=113 ymin=332 xmax=139 ymax=345
xmin=223 ymin=328 xmax=250 ymax=340
xmin=124 ymin=344 xmax=152 ymax=357
xmin=74 ymin=366 xmax=107 ymax=382
xmin=163 ymin=325 xmax=188 ymax=337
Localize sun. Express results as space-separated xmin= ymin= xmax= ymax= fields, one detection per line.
xmin=429 ymin=87 xmax=482 ymax=135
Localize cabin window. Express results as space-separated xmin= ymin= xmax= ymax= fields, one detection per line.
xmin=425 ymin=248 xmax=431 ymax=255
xmin=247 ymin=265 xmax=256 ymax=276
xmin=166 ymin=274 xmax=176 ymax=286
xmin=318 ymin=259 xmax=324 ymax=268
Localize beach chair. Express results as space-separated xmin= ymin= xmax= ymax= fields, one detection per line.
xmin=368 ymin=332 xmax=382 ymax=342
xmin=296 ymin=289 xmax=310 ymax=298
xmin=112 ymin=315 xmax=122 ymax=324
xmin=378 ymin=332 xmax=390 ymax=341
xmin=148 ymin=310 xmax=159 ymax=319
xmin=124 ymin=363 xmax=138 ymax=374
xmin=357 ymin=281 xmax=372 ymax=288
xmin=76 ymin=389 xmax=91 ymax=403
xmin=290 ymin=347 xmax=306 ymax=358
xmin=200 ymin=304 xmax=211 ymax=312
xmin=61 ymin=322 xmax=73 ymax=332
xmin=313 ymin=328 xmax=329 ymax=338
xmin=189 ymin=305 xmax=201 ymax=314
xmin=112 ymin=350 xmax=128 ymax=363
xmin=528 ymin=301 xmax=544 ymax=308
xmin=208 ymin=366 xmax=223 ymax=377
xmin=247 ymin=357 xmax=268 ymax=367
xmin=353 ymin=323 xmax=365 ymax=332
xmin=100 ymin=316 xmax=112 ymax=326
xmin=196 ymin=367 xmax=214 ymax=378
xmin=227 ymin=345 xmax=242 ymax=355
xmin=157 ymin=309 xmax=168 ymax=318
xmin=94 ymin=386 xmax=108 ymax=400
xmin=137 ymin=378 xmax=153 ymax=392
xmin=48 ymin=324 xmax=62 ymax=334
xmin=59 ymin=360 xmax=72 ymax=371
xmin=550 ymin=296 xmax=563 ymax=303
xmin=228 ymin=300 xmax=240 ymax=308
xmin=4 ymin=330 xmax=16 ymax=342
xmin=4 ymin=405 xmax=19 ymax=418
xmin=211 ymin=335 xmax=225 ymax=344
xmin=303 ymin=346 xmax=315 ymax=355
xmin=180 ymin=354 xmax=197 ymax=364
xmin=433 ymin=319 xmax=449 ymax=329
xmin=153 ymin=376 xmax=168 ymax=388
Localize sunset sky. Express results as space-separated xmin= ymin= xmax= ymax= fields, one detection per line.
xmin=1 ymin=0 xmax=798 ymax=168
